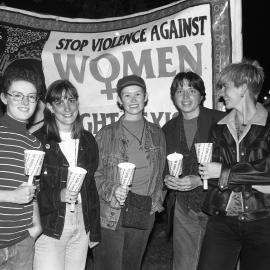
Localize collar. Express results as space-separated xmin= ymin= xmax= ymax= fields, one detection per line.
xmin=218 ymin=103 xmax=268 ymax=126
xmin=0 ymin=113 xmax=27 ymax=133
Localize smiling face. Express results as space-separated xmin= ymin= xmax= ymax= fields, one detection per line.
xmin=1 ymin=80 xmax=38 ymax=122
xmin=117 ymin=85 xmax=148 ymax=121
xmin=48 ymin=92 xmax=79 ymax=132
xmin=219 ymin=80 xmax=244 ymax=110
xmin=173 ymin=79 xmax=202 ymax=119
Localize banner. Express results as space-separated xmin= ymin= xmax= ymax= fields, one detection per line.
xmin=0 ymin=0 xmax=242 ymax=134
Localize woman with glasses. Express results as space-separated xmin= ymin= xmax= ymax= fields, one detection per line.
xmin=33 ymin=79 xmax=101 ymax=270
xmin=0 ymin=61 xmax=43 ymax=270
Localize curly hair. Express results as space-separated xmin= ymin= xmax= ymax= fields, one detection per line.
xmin=1 ymin=60 xmax=45 ymax=98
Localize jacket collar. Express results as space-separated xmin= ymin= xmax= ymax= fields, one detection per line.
xmin=217 ymin=103 xmax=268 ymax=146
xmin=218 ymin=102 xmax=268 ymax=126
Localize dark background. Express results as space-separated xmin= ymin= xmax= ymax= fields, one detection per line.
xmin=1 ymin=0 xmax=269 ymax=102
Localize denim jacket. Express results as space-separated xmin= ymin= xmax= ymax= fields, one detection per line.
xmin=95 ymin=117 xmax=166 ymax=230
xmin=34 ymin=127 xmax=101 ymax=242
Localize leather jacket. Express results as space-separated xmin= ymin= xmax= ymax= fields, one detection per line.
xmin=202 ymin=104 xmax=270 ymax=222
xmin=95 ymin=117 xmax=166 ymax=230
xmin=34 ymin=127 xmax=101 ymax=242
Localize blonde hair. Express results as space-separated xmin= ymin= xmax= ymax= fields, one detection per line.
xmin=217 ymin=59 xmax=264 ymax=97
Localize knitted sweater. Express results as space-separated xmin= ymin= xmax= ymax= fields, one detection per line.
xmin=0 ymin=114 xmax=42 ymax=248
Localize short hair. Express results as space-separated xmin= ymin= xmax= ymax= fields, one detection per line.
xmin=170 ymin=71 xmax=206 ymax=102
xmin=44 ymin=79 xmax=83 ymax=142
xmin=217 ymin=59 xmax=264 ymax=96
xmin=1 ymin=60 xmax=44 ymax=98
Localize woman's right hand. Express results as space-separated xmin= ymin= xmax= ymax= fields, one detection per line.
xmin=164 ymin=174 xmax=201 ymax=191
xmin=12 ymin=183 xmax=36 ymax=204
xmin=115 ymin=186 xmax=130 ymax=205
xmin=60 ymin=188 xmax=79 ymax=203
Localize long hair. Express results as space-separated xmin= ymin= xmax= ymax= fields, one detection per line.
xmin=44 ymin=79 xmax=83 ymax=142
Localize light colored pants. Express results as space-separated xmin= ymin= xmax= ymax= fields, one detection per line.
xmin=173 ymin=199 xmax=208 ymax=270
xmin=34 ymin=204 xmax=89 ymax=270
xmin=0 ymin=236 xmax=35 ymax=270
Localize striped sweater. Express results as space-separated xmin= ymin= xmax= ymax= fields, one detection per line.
xmin=0 ymin=114 xmax=42 ymax=248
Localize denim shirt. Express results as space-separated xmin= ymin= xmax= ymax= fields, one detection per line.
xmin=95 ymin=117 xmax=166 ymax=230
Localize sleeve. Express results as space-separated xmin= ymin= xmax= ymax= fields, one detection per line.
xmin=211 ymin=125 xmax=270 ymax=190
xmin=161 ymin=123 xmax=171 ymax=184
xmin=94 ymin=129 xmax=121 ymax=207
xmin=151 ymin=129 xmax=167 ymax=213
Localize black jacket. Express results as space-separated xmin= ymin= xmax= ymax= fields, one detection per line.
xmin=203 ymin=104 xmax=270 ymax=221
xmin=162 ymin=107 xmax=225 ymax=232
xmin=34 ymin=127 xmax=101 ymax=242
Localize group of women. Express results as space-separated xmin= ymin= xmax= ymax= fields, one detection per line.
xmin=32 ymin=58 xmax=270 ymax=270
xmin=32 ymin=74 xmax=166 ymax=270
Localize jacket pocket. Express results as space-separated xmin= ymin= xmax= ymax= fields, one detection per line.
xmin=42 ymin=165 xmax=61 ymax=188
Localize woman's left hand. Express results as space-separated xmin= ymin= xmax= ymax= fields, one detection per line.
xmin=28 ymin=224 xmax=42 ymax=240
xmin=198 ymin=162 xmax=222 ymax=180
xmin=61 ymin=188 xmax=79 ymax=204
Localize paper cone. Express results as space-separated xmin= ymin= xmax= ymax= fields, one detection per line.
xmin=67 ymin=166 xmax=87 ymax=212
xmin=118 ymin=162 xmax=136 ymax=187
xmin=24 ymin=150 xmax=45 ymax=185
xmin=167 ymin=152 xmax=183 ymax=177
xmin=67 ymin=166 xmax=87 ymax=192
xmin=195 ymin=143 xmax=213 ymax=164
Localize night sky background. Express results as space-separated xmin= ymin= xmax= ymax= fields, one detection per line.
xmin=1 ymin=0 xmax=269 ymax=102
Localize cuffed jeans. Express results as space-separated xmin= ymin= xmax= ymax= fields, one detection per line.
xmin=197 ymin=215 xmax=270 ymax=270
xmin=93 ymin=210 xmax=155 ymax=270
xmin=34 ymin=203 xmax=89 ymax=270
xmin=0 ymin=236 xmax=35 ymax=270
xmin=173 ymin=199 xmax=208 ymax=270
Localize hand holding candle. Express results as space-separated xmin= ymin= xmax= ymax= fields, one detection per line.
xmin=24 ymin=150 xmax=45 ymax=185
xmin=167 ymin=152 xmax=183 ymax=177
xmin=195 ymin=143 xmax=213 ymax=189
xmin=117 ymin=162 xmax=135 ymax=205
xmin=67 ymin=166 xmax=87 ymax=212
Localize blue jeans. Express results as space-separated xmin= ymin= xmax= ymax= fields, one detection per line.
xmin=93 ymin=210 xmax=155 ymax=270
xmin=197 ymin=215 xmax=270 ymax=270
xmin=0 ymin=236 xmax=35 ymax=270
xmin=34 ymin=203 xmax=89 ymax=270
xmin=173 ymin=199 xmax=208 ymax=270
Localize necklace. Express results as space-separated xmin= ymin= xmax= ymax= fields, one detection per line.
xmin=122 ymin=120 xmax=145 ymax=150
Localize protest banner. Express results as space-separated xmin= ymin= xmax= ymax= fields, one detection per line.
xmin=0 ymin=0 xmax=242 ymax=134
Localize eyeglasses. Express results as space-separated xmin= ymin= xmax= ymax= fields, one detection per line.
xmin=6 ymin=91 xmax=40 ymax=103
xmin=175 ymin=88 xmax=199 ymax=96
